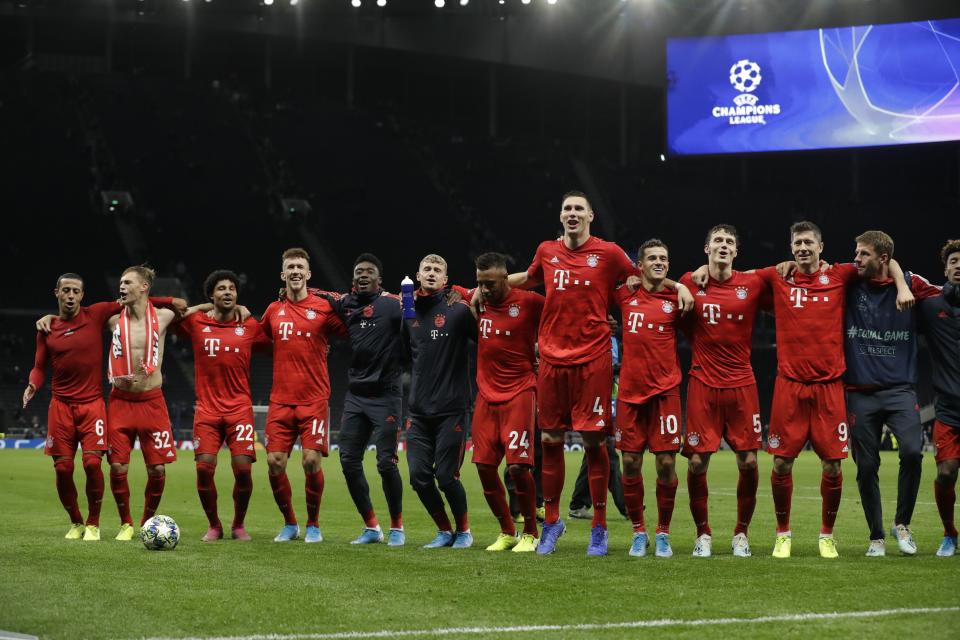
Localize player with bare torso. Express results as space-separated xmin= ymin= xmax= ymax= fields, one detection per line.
xmin=106 ymin=265 xmax=179 ymax=541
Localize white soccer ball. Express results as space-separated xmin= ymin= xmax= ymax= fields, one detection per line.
xmin=140 ymin=515 xmax=180 ymax=551
xmin=729 ymin=59 xmax=762 ymax=93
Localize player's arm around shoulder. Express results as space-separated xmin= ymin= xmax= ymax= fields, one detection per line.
xmin=156 ymin=307 xmax=177 ymax=334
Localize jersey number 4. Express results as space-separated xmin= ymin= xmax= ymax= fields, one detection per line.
xmin=507 ymin=430 xmax=530 ymax=450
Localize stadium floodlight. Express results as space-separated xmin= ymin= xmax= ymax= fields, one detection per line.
xmin=351 ymin=0 xmax=361 ymax=6
xmin=521 ymin=0 xmax=531 ymax=4
xmin=377 ymin=0 xmax=386 ymax=6
xmin=460 ymin=0 xmax=468 ymax=6
xmin=100 ymin=190 xmax=134 ymax=215
xmin=281 ymin=198 xmax=312 ymax=218
xmin=547 ymin=0 xmax=558 ymax=4
xmin=290 ymin=0 xmax=298 ymax=5
xmin=435 ymin=0 xmax=444 ymax=7
xmin=263 ymin=0 xmax=274 ymax=5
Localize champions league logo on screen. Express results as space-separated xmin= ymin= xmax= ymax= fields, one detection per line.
xmin=711 ymin=59 xmax=782 ymax=125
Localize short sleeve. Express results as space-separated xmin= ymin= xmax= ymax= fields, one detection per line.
xmin=910 ymin=274 xmax=942 ymax=301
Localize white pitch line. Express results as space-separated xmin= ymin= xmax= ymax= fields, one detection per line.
xmin=141 ymin=606 xmax=960 ymax=640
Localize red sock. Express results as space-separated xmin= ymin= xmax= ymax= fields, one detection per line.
xmin=541 ymin=441 xmax=566 ymax=524
xmin=110 ymin=470 xmax=133 ymax=525
xmin=231 ymin=463 xmax=253 ymax=530
xmin=478 ymin=465 xmax=515 ymax=535
xmin=735 ymin=466 xmax=758 ymax=536
xmin=431 ymin=510 xmax=453 ymax=532
xmin=141 ymin=473 xmax=166 ymax=526
xmin=196 ymin=461 xmax=220 ymax=528
xmin=54 ymin=458 xmax=83 ymax=523
xmin=304 ymin=470 xmax=324 ymax=527
xmin=655 ymin=479 xmax=677 ymax=534
xmin=268 ymin=472 xmax=298 ymax=525
xmin=509 ymin=465 xmax=538 ymax=537
xmin=820 ymin=472 xmax=842 ymax=535
xmin=585 ymin=444 xmax=609 ymax=529
xmin=934 ymin=480 xmax=958 ymax=538
xmin=687 ymin=470 xmax=711 ymax=537
xmin=362 ymin=510 xmax=379 ymax=529
xmin=454 ymin=511 xmax=470 ymax=533
xmin=623 ymin=474 xmax=645 ymax=533
xmin=771 ymin=471 xmax=793 ymax=533
xmin=390 ymin=513 xmax=403 ymax=530
xmin=82 ymin=453 xmax=104 ymax=527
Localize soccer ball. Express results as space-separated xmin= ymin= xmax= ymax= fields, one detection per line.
xmin=729 ymin=59 xmax=762 ymax=93
xmin=140 ymin=515 xmax=180 ymax=551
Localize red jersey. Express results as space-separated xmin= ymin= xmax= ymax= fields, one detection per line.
xmin=756 ymin=263 xmax=859 ymax=383
xmin=615 ymin=285 xmax=682 ymax=404
xmin=679 ymin=270 xmax=771 ymax=389
xmin=179 ymin=313 xmax=270 ymax=414
xmin=476 ymin=288 xmax=544 ymax=403
xmin=28 ymin=302 xmax=118 ymax=403
xmin=260 ymin=293 xmax=347 ymax=404
xmin=527 ymin=236 xmax=638 ymax=366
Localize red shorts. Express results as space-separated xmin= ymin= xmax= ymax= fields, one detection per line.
xmin=471 ymin=389 xmax=537 ymax=466
xmin=767 ymin=377 xmax=849 ymax=460
xmin=683 ymin=378 xmax=762 ymax=456
xmin=45 ymin=396 xmax=108 ymax=457
xmin=193 ymin=406 xmax=257 ymax=461
xmin=934 ymin=419 xmax=960 ymax=463
xmin=107 ymin=388 xmax=177 ymax=466
xmin=538 ymin=353 xmax=613 ymax=433
xmin=616 ymin=388 xmax=682 ymax=454
xmin=265 ymin=399 xmax=330 ymax=454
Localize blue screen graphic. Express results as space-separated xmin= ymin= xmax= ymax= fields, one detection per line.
xmin=666 ymin=19 xmax=960 ymax=155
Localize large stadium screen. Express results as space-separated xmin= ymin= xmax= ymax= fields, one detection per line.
xmin=666 ymin=18 xmax=960 ymax=155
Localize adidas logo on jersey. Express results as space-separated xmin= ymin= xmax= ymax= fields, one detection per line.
xmin=97 ymin=438 xmax=105 ymax=445
xmin=278 ymin=309 xmax=286 ymax=316
xmin=202 ymin=326 xmax=212 ymax=333
xmin=166 ymin=450 xmax=174 ymax=458
xmin=629 ymin=299 xmax=638 ymax=306
xmin=246 ymin=444 xmax=254 ymax=451
xmin=550 ymin=257 xmax=560 ymax=263
xmin=596 ymin=419 xmax=605 ymax=427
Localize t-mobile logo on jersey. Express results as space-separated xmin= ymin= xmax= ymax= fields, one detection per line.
xmin=479 ymin=318 xmax=493 ymax=339
xmin=626 ymin=311 xmax=646 ymax=333
xmin=702 ymin=303 xmax=722 ymax=324
xmin=552 ymin=269 xmax=591 ymax=291
xmin=203 ymin=338 xmax=221 ymax=357
xmin=278 ymin=321 xmax=295 ymax=340
xmin=789 ymin=286 xmax=830 ymax=309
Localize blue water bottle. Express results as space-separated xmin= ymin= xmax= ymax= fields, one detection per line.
xmin=401 ymin=276 xmax=416 ymax=319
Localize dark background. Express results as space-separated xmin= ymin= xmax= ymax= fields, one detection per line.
xmin=1 ymin=0 xmax=956 ymax=440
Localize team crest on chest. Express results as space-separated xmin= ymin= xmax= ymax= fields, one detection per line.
xmin=508 ymin=304 xmax=520 ymax=318
xmin=235 ymin=326 xmax=245 ymax=336
xmin=586 ymin=254 xmax=600 ymax=268
xmin=434 ymin=313 xmax=446 ymax=328
xmin=363 ymin=305 xmax=374 ymax=318
xmin=818 ymin=274 xmax=830 ymax=285
xmin=735 ymin=286 xmax=748 ymax=300
xmin=306 ymin=309 xmax=317 ymax=320
xmin=661 ymin=301 xmax=674 ymax=314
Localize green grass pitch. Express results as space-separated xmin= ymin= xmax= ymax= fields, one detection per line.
xmin=0 ymin=449 xmax=957 ymax=639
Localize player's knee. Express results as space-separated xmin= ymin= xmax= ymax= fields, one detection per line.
xmin=899 ymin=449 xmax=922 ymax=469
xmin=506 ymin=463 xmax=526 ymax=478
xmin=937 ymin=461 xmax=959 ymax=484
xmin=821 ymin=460 xmax=842 ymax=477
xmin=688 ymin=455 xmax=709 ymax=475
xmin=110 ymin=462 xmax=127 ymax=475
xmin=772 ymin=458 xmax=793 ymax=475
xmin=621 ymin=455 xmax=641 ymax=477
xmin=53 ymin=458 xmax=74 ymax=474
xmin=409 ymin=470 xmax=434 ymax=491
xmin=81 ymin=454 xmax=101 ymax=473
xmin=147 ymin=465 xmax=165 ymax=478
